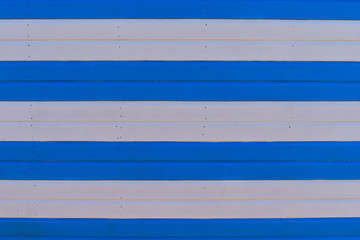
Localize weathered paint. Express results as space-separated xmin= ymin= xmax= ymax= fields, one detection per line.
xmin=1 ymin=0 xmax=360 ymax=239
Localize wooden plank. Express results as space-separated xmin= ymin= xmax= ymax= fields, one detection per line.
xmin=1 ymin=101 xmax=360 ymax=122
xmin=2 ymin=180 xmax=360 ymax=200
xmin=2 ymin=41 xmax=360 ymax=61
xmin=2 ymin=199 xmax=360 ymax=218
xmin=1 ymin=122 xmax=360 ymax=141
xmin=1 ymin=20 xmax=360 ymax=41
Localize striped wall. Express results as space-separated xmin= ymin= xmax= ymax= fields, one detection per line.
xmin=2 ymin=0 xmax=360 ymax=239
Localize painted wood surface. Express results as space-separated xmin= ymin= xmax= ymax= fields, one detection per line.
xmin=1 ymin=102 xmax=360 ymax=141
xmin=2 ymin=20 xmax=360 ymax=61
xmin=1 ymin=181 xmax=360 ymax=218
xmin=2 ymin=41 xmax=360 ymax=61
xmin=2 ymin=0 xmax=360 ymax=238
xmin=2 ymin=20 xmax=360 ymax=41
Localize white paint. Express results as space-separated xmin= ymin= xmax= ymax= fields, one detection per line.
xmin=1 ymin=101 xmax=360 ymax=122
xmin=4 ymin=199 xmax=360 ymax=219
xmin=2 ymin=180 xmax=360 ymax=218
xmin=1 ymin=102 xmax=360 ymax=141
xmin=1 ymin=19 xmax=360 ymax=61
xmin=1 ymin=19 xmax=360 ymax=41
xmin=2 ymin=41 xmax=360 ymax=61
xmin=3 ymin=122 xmax=360 ymax=141
xmin=2 ymin=180 xmax=360 ymax=201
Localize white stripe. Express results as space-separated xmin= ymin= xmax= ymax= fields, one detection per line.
xmin=1 ymin=180 xmax=360 ymax=218
xmin=4 ymin=200 xmax=360 ymax=219
xmin=3 ymin=122 xmax=360 ymax=141
xmin=2 ymin=181 xmax=360 ymax=200
xmin=1 ymin=102 xmax=360 ymax=141
xmin=1 ymin=19 xmax=360 ymax=41
xmin=1 ymin=19 xmax=360 ymax=61
xmin=2 ymin=102 xmax=360 ymax=122
xmin=2 ymin=41 xmax=360 ymax=61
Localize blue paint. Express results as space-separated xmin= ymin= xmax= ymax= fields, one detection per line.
xmin=1 ymin=0 xmax=360 ymax=20
xmin=1 ymin=142 xmax=360 ymax=162
xmin=2 ymin=160 xmax=360 ymax=180
xmin=2 ymin=81 xmax=360 ymax=101
xmin=1 ymin=218 xmax=360 ymax=238
xmin=2 ymin=0 xmax=360 ymax=239
xmin=1 ymin=238 xmax=359 ymax=240
xmin=2 ymin=61 xmax=360 ymax=82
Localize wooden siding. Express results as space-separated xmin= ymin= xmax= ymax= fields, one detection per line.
xmin=1 ymin=0 xmax=360 ymax=239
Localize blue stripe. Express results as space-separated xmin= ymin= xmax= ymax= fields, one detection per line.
xmin=2 ymin=61 xmax=360 ymax=82
xmin=1 ymin=238 xmax=358 ymax=240
xmin=2 ymin=161 xmax=360 ymax=180
xmin=0 ymin=236 xmax=355 ymax=239
xmin=2 ymin=81 xmax=360 ymax=101
xmin=1 ymin=218 xmax=360 ymax=238
xmin=1 ymin=0 xmax=360 ymax=20
xmin=1 ymin=142 xmax=360 ymax=162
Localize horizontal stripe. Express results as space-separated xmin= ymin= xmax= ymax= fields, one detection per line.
xmin=2 ymin=161 xmax=360 ymax=180
xmin=3 ymin=180 xmax=360 ymax=201
xmin=1 ymin=238 xmax=359 ymax=240
xmin=2 ymin=181 xmax=360 ymax=219
xmin=4 ymin=102 xmax=360 ymax=142
xmin=1 ymin=0 xmax=360 ymax=20
xmin=1 ymin=238 xmax=357 ymax=240
xmin=5 ymin=122 xmax=360 ymax=142
xmin=3 ymin=102 xmax=360 ymax=141
xmin=2 ymin=61 xmax=360 ymax=82
xmin=2 ymin=101 xmax=360 ymax=122
xmin=1 ymin=142 xmax=360 ymax=162
xmin=4 ymin=20 xmax=360 ymax=62
xmin=3 ymin=199 xmax=360 ymax=219
xmin=4 ymin=41 xmax=360 ymax=61
xmin=2 ymin=20 xmax=360 ymax=41
xmin=2 ymin=82 xmax=360 ymax=101
xmin=1 ymin=218 xmax=360 ymax=238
